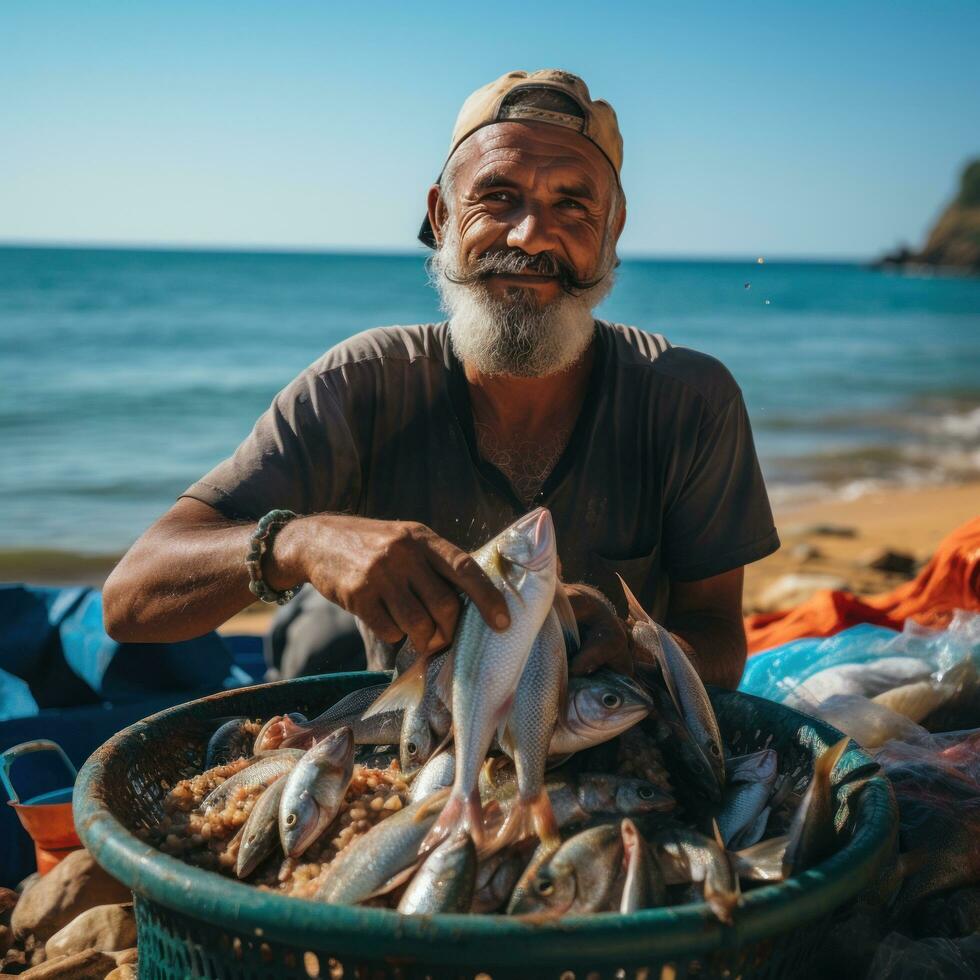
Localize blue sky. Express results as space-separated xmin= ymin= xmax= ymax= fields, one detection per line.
xmin=2 ymin=1 xmax=978 ymax=258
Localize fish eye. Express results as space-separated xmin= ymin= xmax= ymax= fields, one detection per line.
xmin=709 ymin=744 xmax=721 ymax=757
xmin=284 ymin=813 xmax=296 ymax=827
xmin=601 ymin=693 xmax=621 ymax=708
xmin=407 ymin=741 xmax=419 ymax=756
xmin=534 ymin=878 xmax=555 ymax=896
xmin=637 ymin=786 xmax=654 ymax=799
xmin=246 ymin=834 xmax=255 ymax=844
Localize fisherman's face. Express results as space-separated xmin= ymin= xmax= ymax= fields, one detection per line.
xmin=428 ymin=122 xmax=624 ymax=307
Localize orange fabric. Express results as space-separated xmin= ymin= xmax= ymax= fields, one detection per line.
xmin=745 ymin=515 xmax=980 ymax=654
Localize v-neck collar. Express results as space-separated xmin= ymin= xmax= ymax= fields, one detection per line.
xmin=444 ymin=320 xmax=609 ymax=512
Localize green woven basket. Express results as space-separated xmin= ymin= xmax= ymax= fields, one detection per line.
xmin=74 ymin=671 xmax=897 ymax=979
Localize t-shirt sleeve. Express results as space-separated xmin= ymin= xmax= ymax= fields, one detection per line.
xmin=179 ymin=367 xmax=361 ymax=520
xmin=662 ymin=389 xmax=779 ymax=581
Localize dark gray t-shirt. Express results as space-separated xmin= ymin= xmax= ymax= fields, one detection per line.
xmin=182 ymin=320 xmax=779 ymax=621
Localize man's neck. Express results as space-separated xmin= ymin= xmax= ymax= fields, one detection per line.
xmin=462 ymin=339 xmax=596 ymax=440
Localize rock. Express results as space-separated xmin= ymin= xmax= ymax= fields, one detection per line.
xmin=44 ymin=904 xmax=135 ymax=960
xmin=859 ymin=548 xmax=918 ymax=576
xmin=105 ymin=964 xmax=137 ymax=980
xmin=757 ymin=573 xmax=851 ymax=612
xmin=788 ymin=542 xmax=822 ymax=562
xmin=18 ymin=948 xmax=116 ymax=978
xmin=783 ymin=522 xmax=857 ymax=539
xmin=11 ymin=850 xmax=131 ymax=944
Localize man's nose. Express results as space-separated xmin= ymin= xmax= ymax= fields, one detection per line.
xmin=506 ymin=204 xmax=561 ymax=255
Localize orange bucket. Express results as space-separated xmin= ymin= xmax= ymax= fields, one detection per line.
xmin=2 ymin=740 xmax=82 ymax=875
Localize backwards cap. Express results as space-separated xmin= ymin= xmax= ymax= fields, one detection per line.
xmin=418 ymin=69 xmax=623 ymax=248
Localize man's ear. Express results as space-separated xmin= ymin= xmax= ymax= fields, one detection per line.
xmin=612 ymin=198 xmax=627 ymax=244
xmin=426 ymin=184 xmax=449 ymax=247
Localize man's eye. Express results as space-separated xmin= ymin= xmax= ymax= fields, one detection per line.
xmin=558 ymin=199 xmax=586 ymax=211
xmin=485 ymin=191 xmax=512 ymax=203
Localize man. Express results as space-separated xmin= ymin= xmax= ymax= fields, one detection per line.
xmin=104 ymin=69 xmax=779 ymax=689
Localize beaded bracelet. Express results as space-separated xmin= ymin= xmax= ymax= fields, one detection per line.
xmin=245 ymin=509 xmax=300 ymax=605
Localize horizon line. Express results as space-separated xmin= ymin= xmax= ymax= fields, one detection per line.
xmin=0 ymin=238 xmax=872 ymax=264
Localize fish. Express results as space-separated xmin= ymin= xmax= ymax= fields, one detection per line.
xmin=235 ymin=775 xmax=288 ymax=879
xmin=730 ymin=834 xmax=789 ymax=882
xmin=547 ymin=670 xmax=654 ymax=756
xmin=397 ymin=832 xmax=478 ymax=915
xmin=652 ymin=824 xmax=739 ymax=925
xmin=315 ymin=791 xmax=448 ymax=905
xmin=495 ymin=608 xmax=567 ymax=849
xmin=409 ymin=750 xmax=457 ymax=804
xmin=782 ymin=737 xmax=850 ymax=877
xmin=419 ymin=509 xmax=559 ymax=851
xmin=471 ymin=849 xmax=529 ymax=913
xmin=253 ymin=711 xmax=308 ymax=753
xmin=199 ymin=749 xmax=305 ymax=814
xmin=619 ymin=818 xmax=667 ymax=912
xmin=278 ymin=727 xmax=355 ymax=858
xmin=717 ymin=749 xmax=778 ymax=849
xmin=508 ymin=823 xmax=624 ymax=917
xmin=621 ymin=575 xmax=725 ymax=801
xmin=205 ymin=717 xmax=255 ymax=769
xmin=550 ymin=773 xmax=675 ymax=825
xmin=399 ymin=651 xmax=451 ymax=773
xmin=269 ymin=686 xmax=401 ymax=750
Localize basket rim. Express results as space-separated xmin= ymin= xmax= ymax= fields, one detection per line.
xmin=74 ymin=672 xmax=897 ymax=968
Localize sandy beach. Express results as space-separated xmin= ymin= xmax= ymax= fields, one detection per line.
xmin=212 ymin=481 xmax=979 ymax=637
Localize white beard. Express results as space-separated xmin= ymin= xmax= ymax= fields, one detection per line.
xmin=430 ymin=229 xmax=615 ymax=378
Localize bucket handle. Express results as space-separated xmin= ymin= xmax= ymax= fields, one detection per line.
xmin=0 ymin=740 xmax=78 ymax=805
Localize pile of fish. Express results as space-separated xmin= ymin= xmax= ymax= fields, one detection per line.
xmin=151 ymin=508 xmax=860 ymax=920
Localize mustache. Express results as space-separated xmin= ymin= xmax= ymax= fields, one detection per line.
xmin=436 ymin=247 xmax=612 ymax=296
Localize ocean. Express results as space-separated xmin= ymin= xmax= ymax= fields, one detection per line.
xmin=1 ymin=246 xmax=978 ymax=563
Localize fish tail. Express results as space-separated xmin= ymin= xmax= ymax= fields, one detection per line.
xmin=361 ymin=655 xmax=428 ymax=719
xmin=615 ymin=573 xmax=652 ymax=624
xmin=420 ymin=789 xmax=483 ymax=854
xmin=705 ymin=883 xmax=740 ymax=926
xmin=482 ymin=790 xmax=559 ymax=860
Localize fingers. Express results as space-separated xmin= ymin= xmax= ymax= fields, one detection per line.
xmin=410 ymin=571 xmax=461 ymax=652
xmin=426 ymin=540 xmax=510 ymax=631
xmin=360 ymin=599 xmax=404 ymax=646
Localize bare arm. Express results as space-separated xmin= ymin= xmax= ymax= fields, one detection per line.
xmin=102 ymin=497 xmax=509 ymax=649
xmin=662 ymin=567 xmax=747 ymax=690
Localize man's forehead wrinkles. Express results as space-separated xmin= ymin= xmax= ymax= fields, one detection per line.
xmin=464 ymin=153 xmax=605 ymax=196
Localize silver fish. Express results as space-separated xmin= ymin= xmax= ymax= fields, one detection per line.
xmin=621 ymin=576 xmax=725 ymax=800
xmin=652 ymin=824 xmax=739 ymax=925
xmin=315 ymin=792 xmax=447 ymax=905
xmin=620 ymin=818 xmax=667 ymax=912
xmin=554 ymin=773 xmax=675 ymax=823
xmin=730 ymin=834 xmax=789 ymax=882
xmin=397 ymin=832 xmax=477 ymax=915
xmin=200 ymin=749 xmax=304 ymax=814
xmin=275 ymin=686 xmax=401 ymax=750
xmin=235 ymin=775 xmax=287 ymax=878
xmin=717 ymin=749 xmax=778 ymax=849
xmin=782 ymin=737 xmax=850 ymax=877
xmin=409 ymin=749 xmax=457 ymax=804
xmin=400 ymin=651 xmax=451 ymax=773
xmin=421 ymin=509 xmax=559 ymax=851
xmin=508 ymin=823 xmax=624 ymax=917
xmin=471 ymin=849 xmax=528 ymax=913
xmin=279 ymin=727 xmax=355 ymax=858
xmin=496 ymin=608 xmax=567 ymax=849
xmin=548 ymin=671 xmax=654 ymax=756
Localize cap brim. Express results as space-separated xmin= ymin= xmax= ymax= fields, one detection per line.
xmin=418 ymin=214 xmax=437 ymax=249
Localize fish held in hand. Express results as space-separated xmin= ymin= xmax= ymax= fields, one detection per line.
xmin=279 ymin=726 xmax=356 ymax=859
xmin=397 ymin=832 xmax=477 ymax=915
xmin=423 ymin=508 xmax=559 ymax=852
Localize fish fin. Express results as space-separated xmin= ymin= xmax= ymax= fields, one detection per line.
xmin=711 ymin=819 xmax=726 ymax=851
xmin=361 ymin=655 xmax=428 ymax=719
xmin=482 ymin=790 xmax=559 ymax=860
xmin=553 ymin=584 xmax=580 ymax=655
xmin=616 ymin=573 xmax=653 ymax=624
xmin=705 ymin=881 xmax=741 ymax=926
xmin=411 ymin=786 xmax=451 ymax=823
xmin=481 ymin=755 xmax=509 ymax=790
xmin=363 ymin=859 xmax=423 ymax=900
xmin=277 ymin=715 xmax=315 ymax=750
xmin=420 ymin=789 xmax=484 ymax=854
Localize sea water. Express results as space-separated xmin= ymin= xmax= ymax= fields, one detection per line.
xmin=1 ymin=246 xmax=978 ymax=558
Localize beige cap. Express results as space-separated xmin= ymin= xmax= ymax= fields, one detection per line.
xmin=419 ymin=69 xmax=623 ymax=247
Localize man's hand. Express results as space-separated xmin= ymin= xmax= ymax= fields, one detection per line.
xmin=564 ymin=583 xmax=635 ymax=676
xmin=271 ymin=514 xmax=510 ymax=656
